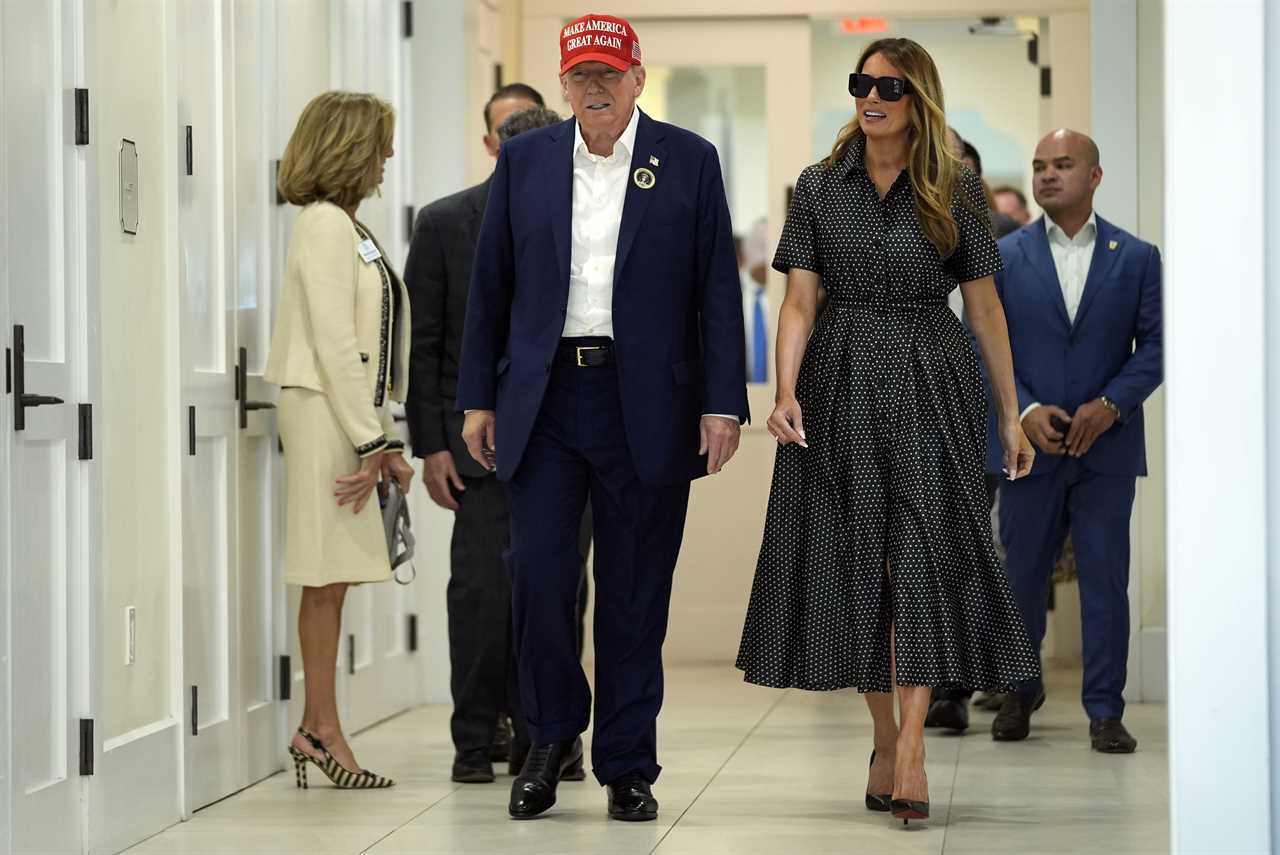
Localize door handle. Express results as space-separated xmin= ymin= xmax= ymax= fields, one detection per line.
xmin=13 ymin=325 xmax=65 ymax=431
xmin=237 ymin=346 xmax=276 ymax=429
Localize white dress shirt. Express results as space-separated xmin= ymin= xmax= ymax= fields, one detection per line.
xmin=563 ymin=106 xmax=640 ymax=338
xmin=1021 ymin=211 xmax=1097 ymax=421
xmin=1046 ymin=211 xmax=1097 ymax=325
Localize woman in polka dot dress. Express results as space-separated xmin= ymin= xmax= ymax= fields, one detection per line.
xmin=735 ymin=38 xmax=1040 ymax=825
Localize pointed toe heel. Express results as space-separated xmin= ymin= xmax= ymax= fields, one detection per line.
xmin=864 ymin=751 xmax=892 ymax=812
xmin=891 ymin=798 xmax=930 ymax=825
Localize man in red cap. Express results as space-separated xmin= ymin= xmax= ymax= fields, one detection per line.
xmin=458 ymin=12 xmax=749 ymax=823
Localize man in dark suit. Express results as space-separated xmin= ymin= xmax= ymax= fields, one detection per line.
xmin=405 ymin=84 xmax=596 ymax=786
xmin=987 ymin=129 xmax=1162 ymax=753
xmin=458 ymin=13 xmax=748 ymax=822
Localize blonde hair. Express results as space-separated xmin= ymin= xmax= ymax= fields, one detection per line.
xmin=278 ymin=91 xmax=395 ymax=209
xmin=824 ymin=38 xmax=965 ymax=258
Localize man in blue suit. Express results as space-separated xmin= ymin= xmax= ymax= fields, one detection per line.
xmin=456 ymin=13 xmax=749 ymax=821
xmin=988 ymin=130 xmax=1162 ymax=753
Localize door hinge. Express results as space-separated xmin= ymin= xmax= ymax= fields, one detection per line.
xmin=74 ymin=88 xmax=90 ymax=145
xmin=408 ymin=614 xmax=418 ymax=652
xmin=1040 ymin=66 xmax=1052 ymax=97
xmin=347 ymin=634 xmax=356 ymax=675
xmin=78 ymin=403 xmax=93 ymax=460
xmin=191 ymin=685 xmax=199 ymax=736
xmin=279 ymin=655 xmax=292 ymax=701
xmin=493 ymin=62 xmax=504 ymax=92
xmin=188 ymin=406 xmax=196 ymax=456
xmin=185 ymin=125 xmax=194 ymax=175
xmin=79 ymin=719 xmax=95 ymax=775
xmin=403 ymin=1 xmax=413 ymax=38
xmin=405 ymin=205 xmax=415 ymax=243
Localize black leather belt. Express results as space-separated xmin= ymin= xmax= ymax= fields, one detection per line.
xmin=557 ymin=337 xmax=616 ymax=367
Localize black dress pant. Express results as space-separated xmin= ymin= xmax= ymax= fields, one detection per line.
xmin=507 ymin=359 xmax=690 ymax=786
xmin=447 ymin=472 xmax=591 ymax=755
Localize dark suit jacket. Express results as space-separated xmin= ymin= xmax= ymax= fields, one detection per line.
xmin=987 ymin=215 xmax=1163 ymax=478
xmin=456 ymin=110 xmax=750 ymax=486
xmin=403 ymin=177 xmax=494 ymax=477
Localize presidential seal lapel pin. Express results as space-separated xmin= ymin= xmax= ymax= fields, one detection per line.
xmin=649 ymin=155 xmax=660 ymax=166
xmin=1108 ymin=240 xmax=1118 ymax=251
xmin=634 ymin=167 xmax=656 ymax=190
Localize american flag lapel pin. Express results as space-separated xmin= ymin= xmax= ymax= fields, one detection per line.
xmin=650 ymin=155 xmax=660 ymax=167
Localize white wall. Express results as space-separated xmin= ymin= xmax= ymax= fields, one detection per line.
xmin=1166 ymin=0 xmax=1271 ymax=851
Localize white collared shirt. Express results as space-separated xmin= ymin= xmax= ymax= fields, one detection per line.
xmin=563 ymin=106 xmax=641 ymax=338
xmin=1045 ymin=211 xmax=1098 ymax=325
xmin=1020 ymin=211 xmax=1099 ymax=422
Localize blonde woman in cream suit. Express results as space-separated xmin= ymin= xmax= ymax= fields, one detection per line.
xmin=266 ymin=91 xmax=412 ymax=790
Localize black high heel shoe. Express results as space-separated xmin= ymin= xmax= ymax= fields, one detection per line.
xmin=891 ymin=798 xmax=930 ymax=825
xmin=864 ymin=751 xmax=892 ymax=812
xmin=288 ymin=727 xmax=395 ymax=790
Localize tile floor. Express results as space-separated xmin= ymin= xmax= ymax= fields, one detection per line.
xmin=125 ymin=664 xmax=1168 ymax=855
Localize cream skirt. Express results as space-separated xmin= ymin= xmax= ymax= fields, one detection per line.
xmin=279 ymin=387 xmax=390 ymax=587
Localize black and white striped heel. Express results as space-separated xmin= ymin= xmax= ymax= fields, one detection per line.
xmin=290 ymin=728 xmax=395 ymax=790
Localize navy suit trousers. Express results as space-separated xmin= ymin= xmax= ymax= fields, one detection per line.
xmin=999 ymin=458 xmax=1135 ymax=720
xmin=506 ymin=358 xmax=690 ymax=786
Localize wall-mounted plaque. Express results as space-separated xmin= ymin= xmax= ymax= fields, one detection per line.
xmin=119 ymin=138 xmax=139 ymax=235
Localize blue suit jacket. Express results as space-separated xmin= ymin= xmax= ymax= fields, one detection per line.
xmin=986 ymin=216 xmax=1162 ymax=477
xmin=456 ymin=111 xmax=750 ymax=486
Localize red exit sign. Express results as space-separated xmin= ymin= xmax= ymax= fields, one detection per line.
xmin=841 ymin=17 xmax=889 ymax=34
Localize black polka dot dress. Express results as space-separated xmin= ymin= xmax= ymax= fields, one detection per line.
xmin=736 ymin=138 xmax=1040 ymax=693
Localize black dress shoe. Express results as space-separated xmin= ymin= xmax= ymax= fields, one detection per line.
xmin=991 ymin=688 xmax=1046 ymax=742
xmin=507 ymin=737 xmax=583 ymax=819
xmin=607 ymin=773 xmax=659 ymax=822
xmin=452 ymin=749 xmax=495 ymax=784
xmin=924 ymin=688 xmax=970 ymax=732
xmin=509 ymin=740 xmax=585 ymax=780
xmin=490 ymin=716 xmax=512 ymax=763
xmin=1090 ymin=718 xmax=1137 ymax=754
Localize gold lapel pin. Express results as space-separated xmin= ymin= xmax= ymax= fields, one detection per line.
xmin=649 ymin=155 xmax=660 ymax=166
xmin=1108 ymin=240 xmax=1118 ymax=251
xmin=634 ymin=167 xmax=656 ymax=190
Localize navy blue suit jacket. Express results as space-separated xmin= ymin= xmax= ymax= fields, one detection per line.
xmin=987 ymin=216 xmax=1162 ymax=478
xmin=456 ymin=111 xmax=750 ymax=486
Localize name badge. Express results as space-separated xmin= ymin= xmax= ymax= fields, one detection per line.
xmin=357 ymin=239 xmax=382 ymax=263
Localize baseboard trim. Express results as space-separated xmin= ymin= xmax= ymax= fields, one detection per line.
xmin=91 ymin=719 xmax=181 ymax=855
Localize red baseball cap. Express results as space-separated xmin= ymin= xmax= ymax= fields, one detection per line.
xmin=559 ymin=14 xmax=642 ymax=75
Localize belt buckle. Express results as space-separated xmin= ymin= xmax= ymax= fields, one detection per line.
xmin=576 ymin=346 xmax=602 ymax=367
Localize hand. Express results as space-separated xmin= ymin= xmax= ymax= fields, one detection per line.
xmin=335 ymin=450 xmax=383 ymax=514
xmin=382 ymin=451 xmax=415 ymax=494
xmin=767 ymin=397 xmax=808 ymax=447
xmin=422 ymin=450 xmax=466 ymax=511
xmin=1064 ymin=399 xmax=1118 ymax=458
xmin=1021 ymin=405 xmax=1072 ymax=455
xmin=461 ymin=410 xmax=497 ymax=472
xmin=999 ymin=417 xmax=1036 ymax=481
xmin=700 ymin=416 xmax=741 ymax=475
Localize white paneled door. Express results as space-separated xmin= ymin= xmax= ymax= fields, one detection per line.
xmin=323 ymin=0 xmax=419 ymax=734
xmin=3 ymin=0 xmax=96 ymax=852
xmin=178 ymin=0 xmax=242 ymax=812
xmin=231 ymin=0 xmax=284 ymax=788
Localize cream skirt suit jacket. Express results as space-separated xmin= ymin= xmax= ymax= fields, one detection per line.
xmin=266 ymin=201 xmax=411 ymax=586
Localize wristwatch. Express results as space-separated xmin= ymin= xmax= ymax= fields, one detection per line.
xmin=1099 ymin=396 xmax=1121 ymax=419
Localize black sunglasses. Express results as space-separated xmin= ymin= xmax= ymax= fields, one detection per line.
xmin=848 ymin=73 xmax=914 ymax=101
